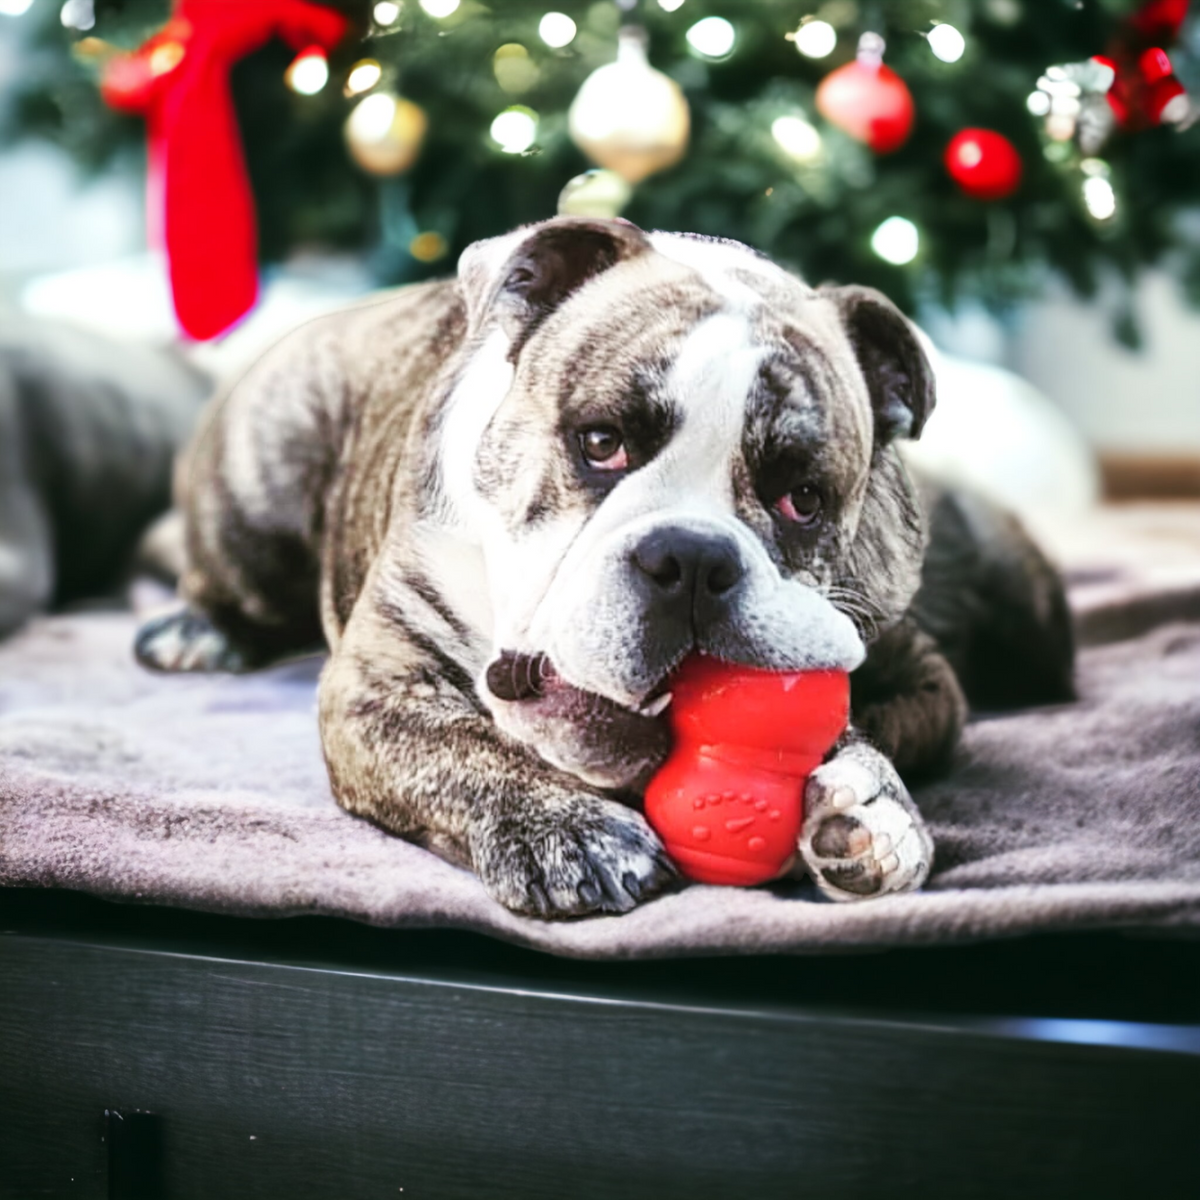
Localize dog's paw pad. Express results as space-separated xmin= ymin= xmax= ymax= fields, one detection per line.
xmin=135 ymin=609 xmax=250 ymax=674
xmin=799 ymin=754 xmax=932 ymax=903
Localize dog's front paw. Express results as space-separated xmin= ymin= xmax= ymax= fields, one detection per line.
xmin=471 ymin=795 xmax=678 ymax=919
xmin=799 ymin=745 xmax=933 ymax=902
xmin=135 ymin=608 xmax=251 ymax=673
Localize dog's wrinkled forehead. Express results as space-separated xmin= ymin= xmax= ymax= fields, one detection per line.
xmin=456 ymin=217 xmax=935 ymax=524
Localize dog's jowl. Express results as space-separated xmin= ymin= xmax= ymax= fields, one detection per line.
xmin=136 ymin=217 xmax=1073 ymax=917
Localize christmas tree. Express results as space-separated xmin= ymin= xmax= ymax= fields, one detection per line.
xmin=4 ymin=0 xmax=1198 ymax=341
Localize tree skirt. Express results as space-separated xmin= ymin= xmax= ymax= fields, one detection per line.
xmin=2 ymin=510 xmax=1200 ymax=958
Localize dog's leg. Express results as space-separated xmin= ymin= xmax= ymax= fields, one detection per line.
xmin=850 ymin=617 xmax=967 ymax=780
xmin=319 ymin=597 xmax=678 ymax=918
xmin=135 ymin=330 xmax=341 ymax=673
xmin=798 ymin=736 xmax=933 ymax=901
xmin=795 ymin=620 xmax=958 ymax=900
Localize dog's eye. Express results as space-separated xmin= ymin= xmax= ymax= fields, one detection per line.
xmin=579 ymin=426 xmax=629 ymax=470
xmin=776 ymin=485 xmax=822 ymax=526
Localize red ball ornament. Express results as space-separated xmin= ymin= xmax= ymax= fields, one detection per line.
xmin=944 ymin=129 xmax=1023 ymax=201
xmin=815 ymin=34 xmax=915 ymax=155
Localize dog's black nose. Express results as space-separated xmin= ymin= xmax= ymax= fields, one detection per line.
xmin=630 ymin=528 xmax=745 ymax=621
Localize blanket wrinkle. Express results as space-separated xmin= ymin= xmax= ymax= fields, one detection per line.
xmin=3 ymin=505 xmax=1200 ymax=957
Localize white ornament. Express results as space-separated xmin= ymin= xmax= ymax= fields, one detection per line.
xmin=568 ymin=27 xmax=690 ymax=184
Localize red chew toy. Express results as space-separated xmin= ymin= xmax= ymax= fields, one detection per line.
xmin=644 ymin=657 xmax=850 ymax=886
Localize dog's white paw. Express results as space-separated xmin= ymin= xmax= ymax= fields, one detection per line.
xmin=135 ymin=608 xmax=251 ymax=674
xmin=799 ymin=747 xmax=932 ymax=902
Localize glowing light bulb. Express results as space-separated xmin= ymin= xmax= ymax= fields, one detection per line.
xmin=350 ymin=92 xmax=399 ymax=142
xmin=771 ymin=115 xmax=822 ymax=163
xmin=657 ymin=0 xmax=686 ymax=10
xmin=1026 ymin=90 xmax=1051 ymax=116
xmin=0 ymin=0 xmax=35 ymax=16
xmin=794 ymin=20 xmax=836 ymax=59
xmin=419 ymin=0 xmax=459 ymax=17
xmin=686 ymin=16 xmax=735 ymax=59
xmin=286 ymin=49 xmax=330 ymax=95
xmin=60 ymin=0 xmax=94 ymax=30
xmin=871 ymin=216 xmax=919 ymax=265
xmin=538 ymin=12 xmax=576 ymax=48
xmin=928 ymin=23 xmax=965 ymax=63
xmin=1083 ymin=176 xmax=1116 ymax=220
xmin=373 ymin=1 xmax=401 ymax=24
xmin=345 ymin=58 xmax=382 ymax=95
xmin=491 ymin=107 xmax=538 ymax=154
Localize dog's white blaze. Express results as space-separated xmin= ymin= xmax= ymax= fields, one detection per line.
xmin=658 ymin=311 xmax=761 ymax=495
xmin=437 ymin=329 xmax=514 ymax=530
xmin=648 ymin=232 xmax=782 ymax=313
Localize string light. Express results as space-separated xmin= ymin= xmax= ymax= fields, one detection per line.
xmin=60 ymin=0 xmax=94 ymax=30
xmin=350 ymin=93 xmax=400 ymax=142
xmin=871 ymin=216 xmax=919 ymax=265
xmin=0 ymin=0 xmax=35 ymax=16
xmin=494 ymin=43 xmax=539 ymax=93
xmin=491 ymin=107 xmax=538 ymax=154
xmin=538 ymin=12 xmax=577 ymax=48
xmin=771 ymin=115 xmax=822 ymax=163
xmin=410 ymin=231 xmax=448 ymax=262
xmin=345 ymin=58 xmax=382 ymax=96
xmin=927 ymin=23 xmax=965 ymax=63
xmin=1081 ymin=161 xmax=1116 ymax=220
xmin=1083 ymin=176 xmax=1116 ymax=219
xmin=373 ymin=1 xmax=401 ymax=25
xmin=657 ymin=0 xmax=686 ymax=11
xmin=419 ymin=0 xmax=459 ymax=17
xmin=1026 ymin=91 xmax=1051 ymax=116
xmin=286 ymin=48 xmax=330 ymax=95
xmin=792 ymin=20 xmax=836 ymax=60
xmin=686 ymin=16 xmax=735 ymax=59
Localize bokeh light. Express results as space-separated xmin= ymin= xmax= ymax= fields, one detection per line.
xmin=928 ymin=24 xmax=965 ymax=63
xmin=794 ymin=20 xmax=836 ymax=59
xmin=419 ymin=0 xmax=459 ymax=18
xmin=345 ymin=59 xmax=382 ymax=96
xmin=538 ymin=12 xmax=577 ymax=49
xmin=686 ymin=16 xmax=735 ymax=59
xmin=286 ymin=50 xmax=330 ymax=96
xmin=871 ymin=216 xmax=919 ymax=265
xmin=771 ymin=115 xmax=822 ymax=163
xmin=491 ymin=107 xmax=538 ymax=154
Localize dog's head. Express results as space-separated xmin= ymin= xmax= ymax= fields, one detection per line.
xmin=428 ymin=217 xmax=934 ymax=790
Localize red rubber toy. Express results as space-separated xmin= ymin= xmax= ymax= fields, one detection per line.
xmin=644 ymin=657 xmax=850 ymax=886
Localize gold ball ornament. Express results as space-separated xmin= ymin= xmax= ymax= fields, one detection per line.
xmin=568 ymin=28 xmax=690 ymax=184
xmin=345 ymin=92 xmax=428 ymax=176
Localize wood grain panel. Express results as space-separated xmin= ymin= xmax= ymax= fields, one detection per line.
xmin=1 ymin=932 xmax=1197 ymax=1199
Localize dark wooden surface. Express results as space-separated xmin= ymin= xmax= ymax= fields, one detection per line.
xmin=2 ymin=889 xmax=1199 ymax=1199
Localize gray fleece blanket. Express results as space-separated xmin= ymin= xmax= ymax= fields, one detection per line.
xmin=2 ymin=507 xmax=1200 ymax=958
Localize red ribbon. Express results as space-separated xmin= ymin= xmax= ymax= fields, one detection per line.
xmin=101 ymin=0 xmax=349 ymax=340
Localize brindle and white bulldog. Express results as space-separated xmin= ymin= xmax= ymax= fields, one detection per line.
xmin=135 ymin=216 xmax=1073 ymax=917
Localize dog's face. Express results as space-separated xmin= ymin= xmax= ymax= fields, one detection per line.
xmin=427 ymin=218 xmax=933 ymax=790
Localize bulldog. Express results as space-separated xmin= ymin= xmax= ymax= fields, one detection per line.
xmin=135 ymin=216 xmax=1073 ymax=917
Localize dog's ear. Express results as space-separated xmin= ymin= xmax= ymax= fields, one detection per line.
xmin=824 ymin=284 xmax=936 ymax=444
xmin=458 ymin=217 xmax=652 ymax=342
